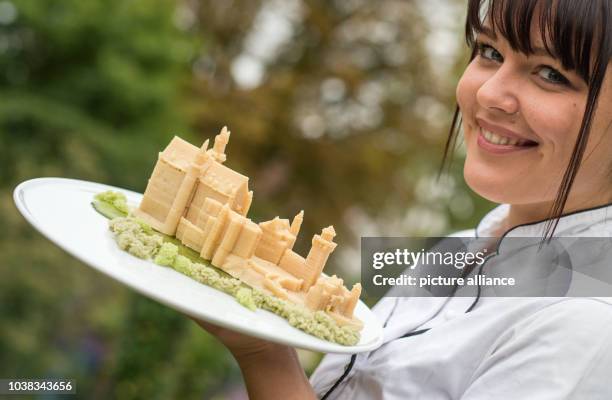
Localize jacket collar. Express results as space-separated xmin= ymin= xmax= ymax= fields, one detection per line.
xmin=476 ymin=202 xmax=612 ymax=238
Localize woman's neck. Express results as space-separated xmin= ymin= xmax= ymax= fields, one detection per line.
xmin=505 ymin=203 xmax=552 ymax=231
xmin=502 ymin=193 xmax=612 ymax=237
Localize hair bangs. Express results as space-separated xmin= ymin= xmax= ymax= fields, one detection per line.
xmin=465 ymin=0 xmax=611 ymax=83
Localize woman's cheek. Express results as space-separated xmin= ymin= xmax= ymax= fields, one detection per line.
xmin=455 ymin=64 xmax=479 ymax=114
xmin=456 ymin=69 xmax=482 ymax=145
xmin=526 ymin=95 xmax=583 ymax=162
xmin=456 ymin=63 xmax=489 ymax=129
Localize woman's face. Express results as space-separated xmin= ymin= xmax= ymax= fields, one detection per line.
xmin=456 ymin=23 xmax=612 ymax=216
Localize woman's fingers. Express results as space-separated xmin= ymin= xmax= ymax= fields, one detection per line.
xmin=187 ymin=314 xmax=279 ymax=358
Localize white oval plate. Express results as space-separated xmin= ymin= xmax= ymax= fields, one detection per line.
xmin=14 ymin=178 xmax=383 ymax=354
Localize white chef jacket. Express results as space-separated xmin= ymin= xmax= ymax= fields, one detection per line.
xmin=310 ymin=203 xmax=612 ymax=399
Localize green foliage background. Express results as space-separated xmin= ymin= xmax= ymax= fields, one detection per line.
xmin=0 ymin=0 xmax=492 ymax=398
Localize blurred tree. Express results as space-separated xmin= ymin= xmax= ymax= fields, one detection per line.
xmin=0 ymin=1 xmax=241 ymax=399
xmin=0 ymin=0 xmax=198 ymax=190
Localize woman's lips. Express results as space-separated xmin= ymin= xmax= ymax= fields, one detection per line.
xmin=477 ymin=127 xmax=538 ymax=154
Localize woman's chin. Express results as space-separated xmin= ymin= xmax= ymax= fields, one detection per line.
xmin=463 ymin=165 xmax=521 ymax=204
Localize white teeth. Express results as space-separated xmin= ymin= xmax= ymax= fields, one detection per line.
xmin=481 ymin=129 xmax=521 ymax=146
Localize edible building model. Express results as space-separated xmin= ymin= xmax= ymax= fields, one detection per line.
xmin=132 ymin=127 xmax=362 ymax=328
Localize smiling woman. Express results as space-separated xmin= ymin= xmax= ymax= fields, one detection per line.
xmin=448 ymin=0 xmax=612 ymax=237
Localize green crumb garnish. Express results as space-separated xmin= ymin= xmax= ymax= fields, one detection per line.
xmin=154 ymin=242 xmax=178 ymax=266
xmin=173 ymin=254 xmax=193 ymax=276
xmin=95 ymin=190 xmax=129 ymax=215
xmin=235 ymin=288 xmax=257 ymax=311
xmin=135 ymin=218 xmax=154 ymax=235
xmin=109 ymin=217 xmax=163 ymax=259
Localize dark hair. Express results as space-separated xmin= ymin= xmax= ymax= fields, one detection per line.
xmin=441 ymin=0 xmax=612 ymax=238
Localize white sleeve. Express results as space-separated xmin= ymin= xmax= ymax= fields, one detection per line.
xmin=461 ymin=298 xmax=612 ymax=400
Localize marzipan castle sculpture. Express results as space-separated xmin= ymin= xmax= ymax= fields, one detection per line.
xmin=134 ymin=127 xmax=362 ymax=327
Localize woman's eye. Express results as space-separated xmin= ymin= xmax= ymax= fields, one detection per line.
xmin=477 ymin=43 xmax=503 ymax=62
xmin=537 ymin=66 xmax=570 ymax=85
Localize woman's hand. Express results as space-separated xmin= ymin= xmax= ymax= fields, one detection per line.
xmin=190 ymin=316 xmax=317 ymax=400
xmin=190 ymin=316 xmax=280 ymax=361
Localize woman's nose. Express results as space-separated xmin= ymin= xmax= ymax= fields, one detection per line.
xmin=475 ymin=65 xmax=520 ymax=115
